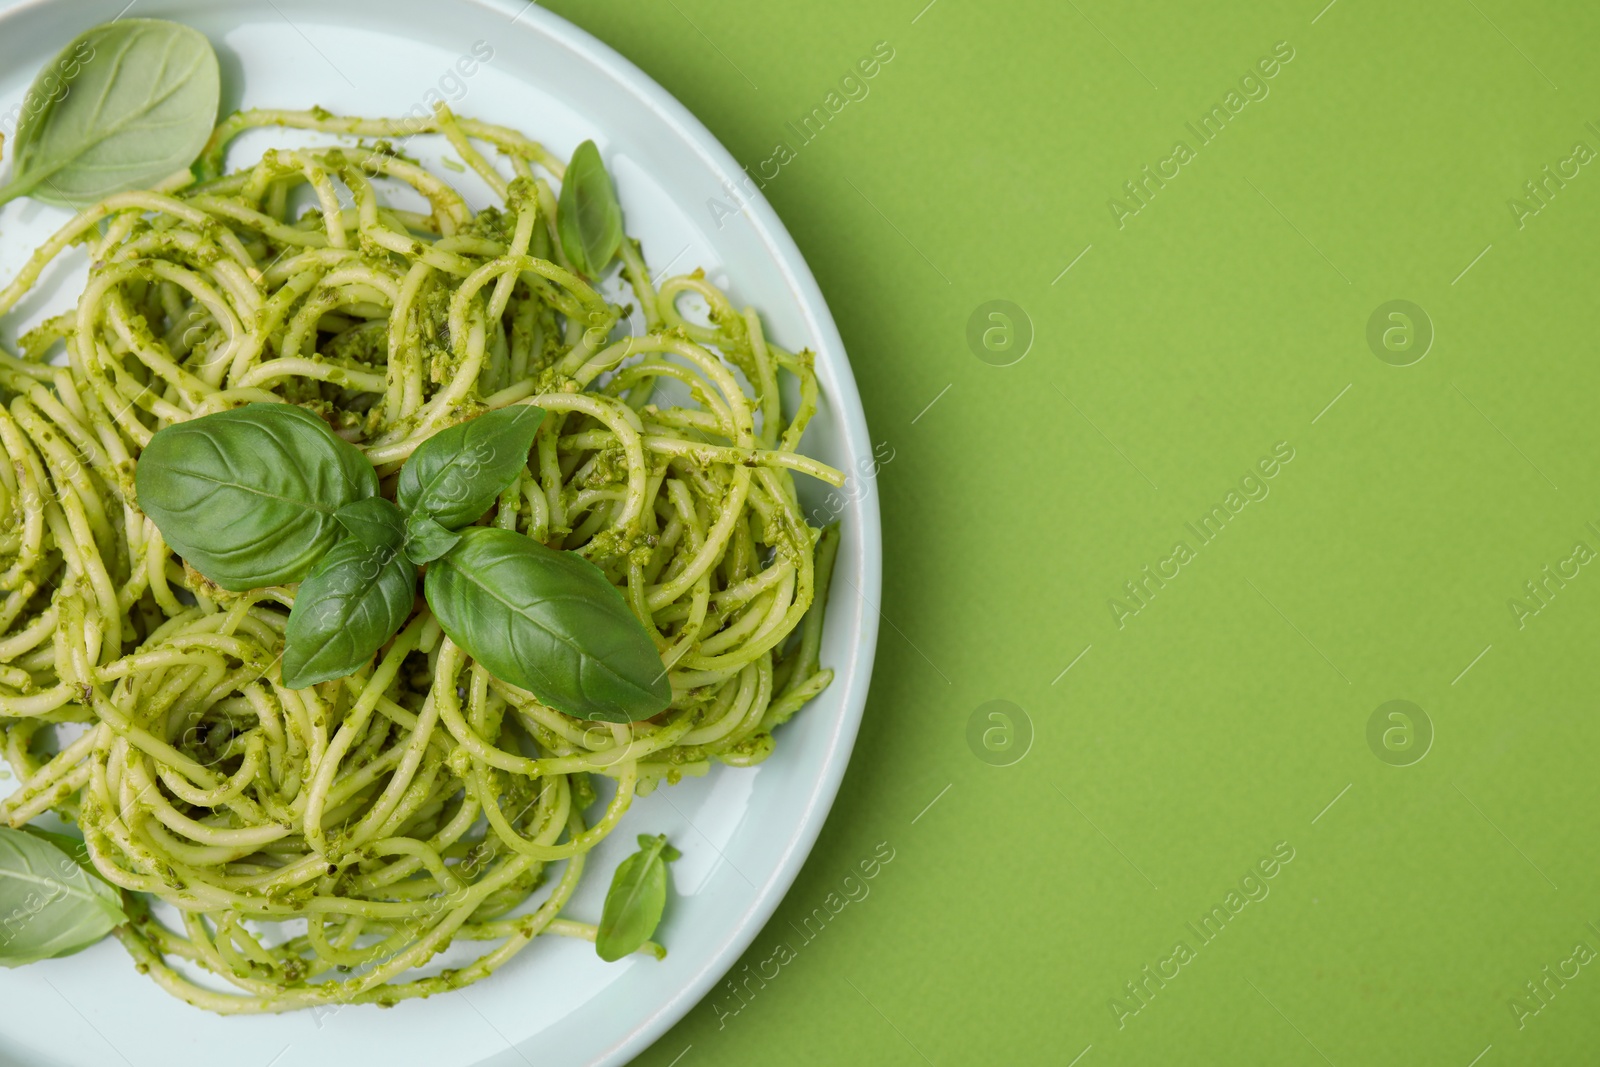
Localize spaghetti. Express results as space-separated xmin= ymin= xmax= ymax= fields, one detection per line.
xmin=0 ymin=107 xmax=842 ymax=1012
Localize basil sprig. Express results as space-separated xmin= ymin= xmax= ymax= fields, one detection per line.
xmin=0 ymin=20 xmax=220 ymax=209
xmin=136 ymin=403 xmax=673 ymax=721
xmin=556 ymin=140 xmax=624 ymax=277
xmin=0 ymin=826 xmax=126 ymax=968
xmin=596 ymin=834 xmax=679 ymax=962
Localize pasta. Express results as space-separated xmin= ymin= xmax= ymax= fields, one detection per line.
xmin=0 ymin=107 xmax=843 ymax=1011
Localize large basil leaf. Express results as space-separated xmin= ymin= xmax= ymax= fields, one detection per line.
xmin=281 ymin=538 xmax=417 ymax=689
xmin=0 ymin=20 xmax=220 ymax=209
xmin=0 ymin=826 xmax=125 ymax=968
xmin=556 ymin=140 xmax=623 ymax=276
xmin=425 ymin=528 xmax=670 ymax=722
xmin=136 ymin=404 xmax=378 ymax=590
xmin=596 ymin=834 xmax=679 ymax=962
xmin=396 ymin=405 xmax=544 ymax=532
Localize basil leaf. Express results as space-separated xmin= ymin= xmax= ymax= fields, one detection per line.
xmin=0 ymin=19 xmax=220 ymax=209
xmin=19 ymin=827 xmax=89 ymax=871
xmin=136 ymin=404 xmax=378 ymax=591
xmin=0 ymin=826 xmax=125 ymax=968
xmin=425 ymin=528 xmax=671 ymax=722
xmin=396 ymin=405 xmax=544 ymax=531
xmin=281 ymin=538 xmax=417 ymax=689
xmin=18 ymin=827 xmax=117 ymax=893
xmin=403 ymin=514 xmax=463 ymax=565
xmin=337 ymin=496 xmax=405 ymax=552
xmin=557 ymin=141 xmax=623 ymax=276
xmin=596 ymin=833 xmax=678 ymax=962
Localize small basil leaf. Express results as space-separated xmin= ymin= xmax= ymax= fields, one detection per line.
xmin=0 ymin=20 xmax=221 ymax=209
xmin=136 ymin=403 xmax=378 ymax=591
xmin=556 ymin=140 xmax=623 ymax=276
xmin=396 ymin=405 xmax=544 ymax=531
xmin=0 ymin=826 xmax=126 ymax=968
xmin=596 ymin=833 xmax=676 ymax=962
xmin=282 ymin=538 xmax=417 ymax=689
xmin=637 ymin=833 xmax=681 ymax=862
xmin=425 ymin=527 xmax=670 ymax=722
xmin=337 ymin=496 xmax=405 ymax=552
xmin=403 ymin=514 xmax=464 ymax=565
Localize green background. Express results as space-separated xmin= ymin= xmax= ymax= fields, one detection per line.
xmin=546 ymin=1 xmax=1600 ymax=1063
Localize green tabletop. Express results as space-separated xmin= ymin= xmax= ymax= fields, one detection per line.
xmin=548 ymin=1 xmax=1600 ymax=1063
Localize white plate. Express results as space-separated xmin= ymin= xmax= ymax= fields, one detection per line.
xmin=0 ymin=2 xmax=881 ymax=1064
